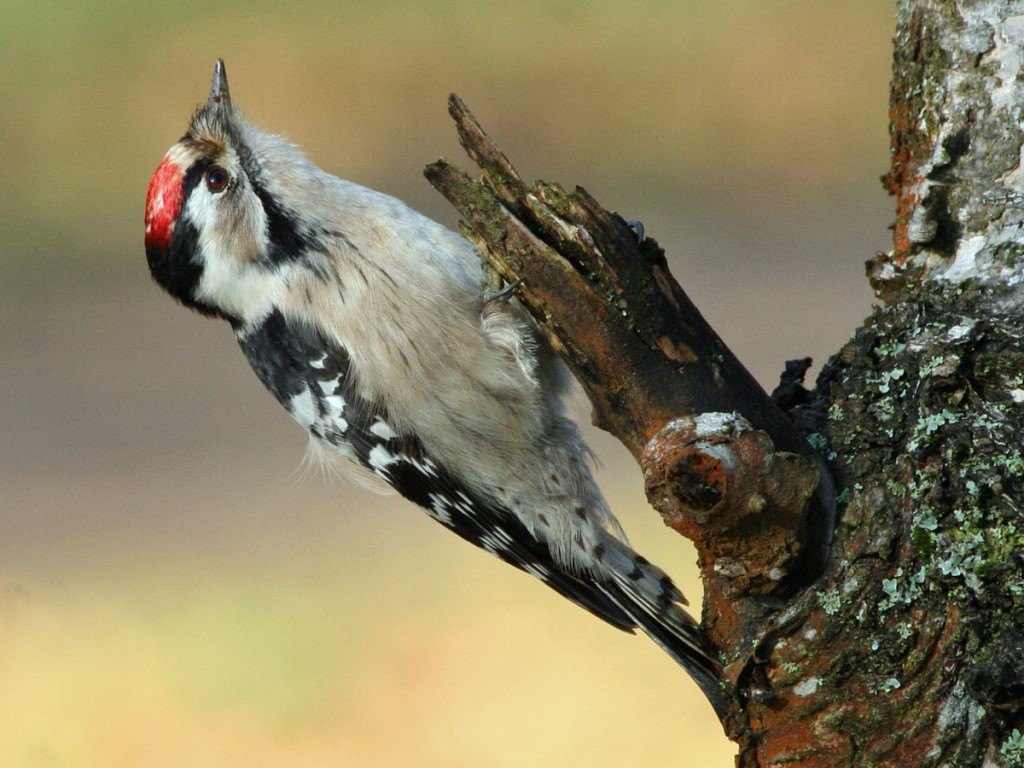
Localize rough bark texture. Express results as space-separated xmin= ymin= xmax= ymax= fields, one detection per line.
xmin=426 ymin=1 xmax=1024 ymax=764
xmin=426 ymin=101 xmax=835 ymax=686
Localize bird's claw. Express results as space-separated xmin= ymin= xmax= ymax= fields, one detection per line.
xmin=484 ymin=278 xmax=523 ymax=303
xmin=626 ymin=219 xmax=645 ymax=243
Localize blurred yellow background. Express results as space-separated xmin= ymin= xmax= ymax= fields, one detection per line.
xmin=1 ymin=1 xmax=893 ymax=765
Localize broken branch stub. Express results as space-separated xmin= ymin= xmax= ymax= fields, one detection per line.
xmin=425 ymin=95 xmax=835 ymax=636
xmin=642 ymin=414 xmax=822 ymax=658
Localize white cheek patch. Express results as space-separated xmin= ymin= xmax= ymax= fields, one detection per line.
xmin=186 ymin=186 xmax=285 ymax=324
xmin=195 ymin=250 xmax=283 ymax=324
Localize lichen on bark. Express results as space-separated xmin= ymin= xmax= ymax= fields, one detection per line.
xmin=779 ymin=281 xmax=1024 ymax=766
xmin=761 ymin=4 xmax=1024 ymax=761
xmin=875 ymin=0 xmax=1024 ymax=301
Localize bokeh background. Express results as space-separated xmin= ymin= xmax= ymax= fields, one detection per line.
xmin=2 ymin=2 xmax=893 ymax=765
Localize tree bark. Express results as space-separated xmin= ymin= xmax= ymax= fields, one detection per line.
xmin=426 ymin=2 xmax=1024 ymax=765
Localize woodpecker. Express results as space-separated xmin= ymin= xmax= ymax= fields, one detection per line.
xmin=145 ymin=59 xmax=726 ymax=717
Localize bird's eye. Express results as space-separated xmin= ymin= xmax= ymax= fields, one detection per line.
xmin=206 ymin=165 xmax=230 ymax=193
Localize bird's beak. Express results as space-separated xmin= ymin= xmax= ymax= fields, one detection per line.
xmin=207 ymin=58 xmax=233 ymax=117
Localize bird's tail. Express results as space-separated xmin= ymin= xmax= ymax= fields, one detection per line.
xmin=594 ymin=535 xmax=728 ymax=719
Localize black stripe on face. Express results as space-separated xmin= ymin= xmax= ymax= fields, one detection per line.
xmin=250 ymin=179 xmax=323 ymax=266
xmin=230 ymin=137 xmax=323 ymax=267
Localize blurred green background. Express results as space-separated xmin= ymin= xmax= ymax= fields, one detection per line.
xmin=1 ymin=1 xmax=893 ymax=765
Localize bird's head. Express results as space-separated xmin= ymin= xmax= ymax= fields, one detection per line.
xmin=144 ymin=59 xmax=314 ymax=327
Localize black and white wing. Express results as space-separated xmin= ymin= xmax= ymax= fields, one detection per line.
xmin=237 ymin=308 xmax=637 ymax=632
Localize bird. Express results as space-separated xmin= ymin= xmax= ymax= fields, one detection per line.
xmin=144 ymin=59 xmax=726 ymax=717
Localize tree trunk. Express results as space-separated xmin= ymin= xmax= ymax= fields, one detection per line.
xmin=426 ymin=1 xmax=1024 ymax=765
